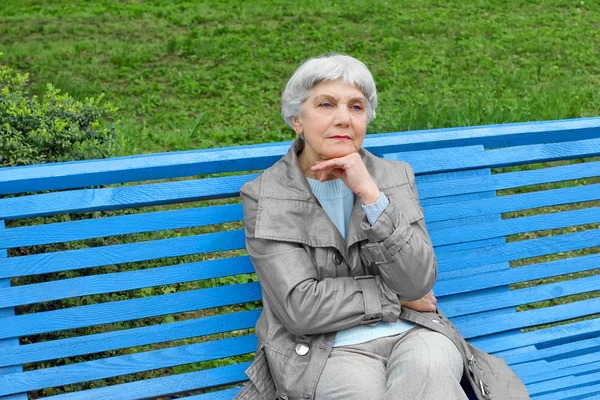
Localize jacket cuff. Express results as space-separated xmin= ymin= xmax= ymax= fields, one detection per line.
xmin=361 ymin=192 xmax=390 ymax=225
xmin=354 ymin=275 xmax=401 ymax=324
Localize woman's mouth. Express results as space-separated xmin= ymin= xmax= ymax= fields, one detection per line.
xmin=329 ymin=135 xmax=351 ymax=140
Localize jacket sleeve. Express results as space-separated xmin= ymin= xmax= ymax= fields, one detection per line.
xmin=360 ymin=162 xmax=437 ymax=301
xmin=241 ymin=180 xmax=401 ymax=337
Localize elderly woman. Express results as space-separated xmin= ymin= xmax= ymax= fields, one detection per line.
xmin=236 ymin=54 xmax=466 ymax=400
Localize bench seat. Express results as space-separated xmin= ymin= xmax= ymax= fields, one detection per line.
xmin=1 ymin=117 xmax=599 ymax=399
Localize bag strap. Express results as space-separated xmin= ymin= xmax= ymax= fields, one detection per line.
xmin=400 ymin=307 xmax=493 ymax=400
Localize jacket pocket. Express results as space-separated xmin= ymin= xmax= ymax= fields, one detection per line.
xmin=241 ymin=348 xmax=277 ymax=400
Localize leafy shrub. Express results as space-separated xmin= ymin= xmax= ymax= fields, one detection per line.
xmin=0 ymin=55 xmax=119 ymax=167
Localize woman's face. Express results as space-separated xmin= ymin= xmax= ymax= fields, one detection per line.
xmin=292 ymin=78 xmax=368 ymax=163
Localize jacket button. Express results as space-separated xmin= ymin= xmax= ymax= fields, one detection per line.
xmin=333 ymin=251 xmax=343 ymax=265
xmin=295 ymin=342 xmax=310 ymax=356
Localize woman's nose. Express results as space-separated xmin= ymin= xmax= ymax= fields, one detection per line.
xmin=333 ymin=105 xmax=351 ymax=126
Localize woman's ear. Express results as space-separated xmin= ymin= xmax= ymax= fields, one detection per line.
xmin=292 ymin=116 xmax=303 ymax=135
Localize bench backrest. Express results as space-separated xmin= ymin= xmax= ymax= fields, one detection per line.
xmin=1 ymin=117 xmax=599 ymax=399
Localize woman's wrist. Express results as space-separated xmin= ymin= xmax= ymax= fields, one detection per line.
xmin=360 ymin=184 xmax=381 ymax=205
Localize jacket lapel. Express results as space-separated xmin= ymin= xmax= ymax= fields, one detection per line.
xmin=253 ymin=138 xmax=409 ymax=255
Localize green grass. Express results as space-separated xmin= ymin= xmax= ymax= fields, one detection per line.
xmin=2 ymin=1 xmax=600 ymax=396
xmin=1 ymin=0 xmax=599 ymax=156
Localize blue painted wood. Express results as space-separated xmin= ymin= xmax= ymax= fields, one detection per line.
xmin=434 ymin=253 xmax=600 ymax=296
xmin=0 ymin=174 xmax=256 ymax=221
xmin=438 ymin=229 xmax=600 ymax=273
xmin=0 ymin=229 xmax=246 ymax=279
xmin=424 ymin=184 xmax=600 ymax=223
xmin=42 ymin=362 xmax=251 ymax=400
xmin=0 ymin=256 xmax=254 ymax=309
xmin=454 ymin=297 xmax=600 ymax=338
xmin=499 ymin=336 xmax=600 ymax=365
xmin=3 ymin=117 xmax=600 ymax=195
xmin=185 ymin=387 xmax=243 ymax=399
xmin=527 ymin=370 xmax=600 ymax=397
xmin=532 ymin=383 xmax=600 ymax=400
xmin=0 ymin=219 xmax=28 ymax=400
xmin=417 ymin=161 xmax=600 ymax=201
xmin=439 ymin=275 xmax=600 ymax=317
xmin=0 ymin=311 xmax=260 ymax=368
xmin=431 ymin=206 xmax=600 ymax=246
xmin=386 ymin=137 xmax=600 ymax=172
xmin=0 ymin=282 xmax=261 ymax=340
xmin=1 ymin=204 xmax=244 ymax=248
xmin=474 ymin=317 xmax=600 ymax=354
xmin=0 ymin=336 xmax=257 ymax=396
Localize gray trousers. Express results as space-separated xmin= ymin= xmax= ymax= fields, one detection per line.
xmin=315 ymin=325 xmax=468 ymax=400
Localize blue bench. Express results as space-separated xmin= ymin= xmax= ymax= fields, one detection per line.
xmin=1 ymin=117 xmax=600 ymax=399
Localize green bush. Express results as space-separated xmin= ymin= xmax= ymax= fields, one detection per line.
xmin=0 ymin=55 xmax=119 ymax=167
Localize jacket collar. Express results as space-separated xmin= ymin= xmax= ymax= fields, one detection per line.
xmin=254 ymin=138 xmax=406 ymax=254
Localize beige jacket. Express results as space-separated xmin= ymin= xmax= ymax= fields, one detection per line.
xmin=235 ymin=139 xmax=437 ymax=400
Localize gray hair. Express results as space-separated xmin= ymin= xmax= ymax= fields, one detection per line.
xmin=281 ymin=54 xmax=378 ymax=128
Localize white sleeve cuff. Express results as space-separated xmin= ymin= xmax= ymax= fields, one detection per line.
xmin=361 ymin=192 xmax=390 ymax=226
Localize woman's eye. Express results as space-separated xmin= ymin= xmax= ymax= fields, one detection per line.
xmin=351 ymin=104 xmax=363 ymax=111
xmin=320 ymin=102 xmax=333 ymax=108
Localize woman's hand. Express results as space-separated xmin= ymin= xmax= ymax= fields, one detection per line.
xmin=311 ymin=153 xmax=381 ymax=204
xmin=400 ymin=290 xmax=437 ymax=312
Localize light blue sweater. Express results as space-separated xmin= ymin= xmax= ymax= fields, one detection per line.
xmin=307 ymin=178 xmax=415 ymax=347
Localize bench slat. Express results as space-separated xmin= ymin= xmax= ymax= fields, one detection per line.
xmin=438 ymin=229 xmax=600 ymax=272
xmin=439 ymin=275 xmax=600 ymax=317
xmin=4 ymin=118 xmax=599 ymax=195
xmin=43 ymin=362 xmax=251 ymax=400
xmin=0 ymin=229 xmax=245 ymax=279
xmin=185 ymin=387 xmax=243 ymax=399
xmin=0 ymin=311 xmax=259 ymax=368
xmin=455 ymin=297 xmax=600 ymax=338
xmin=0 ymin=174 xmax=257 ymax=221
xmin=435 ymin=253 xmax=600 ymax=296
xmin=426 ymin=183 xmax=600 ymax=223
xmin=500 ymin=336 xmax=600 ymax=365
xmin=0 ymin=336 xmax=256 ymax=396
xmin=1 ymin=204 xmax=243 ymax=248
xmin=0 ymin=282 xmax=261 ymax=340
xmin=386 ymin=137 xmax=600 ymax=172
xmin=418 ymin=161 xmax=600 ymax=201
xmin=432 ymin=206 xmax=600 ymax=246
xmin=532 ymin=382 xmax=600 ymax=400
xmin=0 ymin=256 xmax=254 ymax=309
xmin=474 ymin=317 xmax=600 ymax=354
xmin=527 ymin=370 xmax=600 ymax=397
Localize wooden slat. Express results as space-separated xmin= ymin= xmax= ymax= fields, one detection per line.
xmin=0 ymin=311 xmax=260 ymax=368
xmin=0 ymin=336 xmax=256 ymax=396
xmin=431 ymin=206 xmax=600 ymax=246
xmin=0 ymin=282 xmax=261 ymax=340
xmin=43 ymin=362 xmax=251 ymax=400
xmin=455 ymin=298 xmax=600 ymax=338
xmin=0 ymin=174 xmax=256 ymax=221
xmin=439 ymin=275 xmax=600 ymax=318
xmin=532 ymin=382 xmax=600 ymax=400
xmin=500 ymin=336 xmax=600 ymax=365
xmin=527 ymin=370 xmax=600 ymax=397
xmin=417 ymin=161 xmax=600 ymax=201
xmin=434 ymin=253 xmax=600 ymax=296
xmin=0 ymin=256 xmax=254 ymax=309
xmin=425 ymin=183 xmax=600 ymax=223
xmin=386 ymin=137 xmax=600 ymax=173
xmin=1 ymin=204 xmax=244 ymax=248
xmin=0 ymin=229 xmax=246 ymax=279
xmin=4 ymin=117 xmax=600 ymax=195
xmin=474 ymin=317 xmax=600 ymax=354
xmin=185 ymin=388 xmax=243 ymax=399
xmin=438 ymin=229 xmax=600 ymax=273
xmin=0 ymin=219 xmax=28 ymax=400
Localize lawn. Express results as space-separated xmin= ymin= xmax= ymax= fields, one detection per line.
xmin=1 ymin=0 xmax=599 ymax=156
